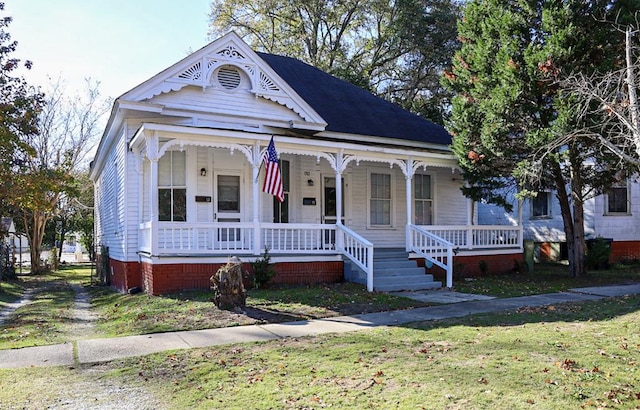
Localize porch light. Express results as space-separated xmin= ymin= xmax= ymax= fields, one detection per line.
xmin=307 ymin=179 xmax=314 ymax=186
xmin=200 ymin=168 xmax=207 ymax=176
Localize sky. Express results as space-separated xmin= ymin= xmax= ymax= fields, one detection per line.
xmin=6 ymin=0 xmax=213 ymax=100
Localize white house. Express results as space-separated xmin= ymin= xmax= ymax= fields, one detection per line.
xmin=1 ymin=217 xmax=29 ymax=253
xmin=90 ymin=32 xmax=523 ymax=295
xmin=479 ymin=181 xmax=640 ymax=263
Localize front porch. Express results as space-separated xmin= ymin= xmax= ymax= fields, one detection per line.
xmin=138 ymin=221 xmax=523 ymax=292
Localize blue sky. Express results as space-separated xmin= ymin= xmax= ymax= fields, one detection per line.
xmin=7 ymin=0 xmax=212 ymax=99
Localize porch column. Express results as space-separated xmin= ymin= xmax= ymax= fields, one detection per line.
xmin=404 ymin=157 xmax=415 ymax=252
xmin=252 ymin=141 xmax=262 ymax=255
xmin=146 ymin=132 xmax=160 ymax=256
xmin=335 ymin=150 xmax=344 ymax=250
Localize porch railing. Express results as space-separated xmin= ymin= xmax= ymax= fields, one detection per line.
xmin=143 ymin=222 xmax=339 ymax=255
xmin=422 ymin=225 xmax=522 ymax=250
xmin=336 ymin=224 xmax=374 ymax=292
xmin=261 ymin=223 xmax=337 ymax=253
xmin=408 ymin=225 xmax=454 ymax=288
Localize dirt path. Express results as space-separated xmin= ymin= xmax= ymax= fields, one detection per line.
xmin=70 ymin=284 xmax=98 ymax=339
xmin=0 ymin=287 xmax=35 ymax=325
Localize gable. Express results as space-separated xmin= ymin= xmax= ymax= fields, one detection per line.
xmin=119 ymin=32 xmax=326 ymax=131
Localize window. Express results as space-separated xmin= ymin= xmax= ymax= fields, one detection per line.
xmin=370 ymin=172 xmax=391 ymax=226
xmin=158 ymin=151 xmax=187 ymax=221
xmin=531 ymin=191 xmax=550 ymax=218
xmin=273 ymin=160 xmax=289 ymax=223
xmin=414 ymin=174 xmax=433 ymax=225
xmin=606 ymin=183 xmax=629 ymax=214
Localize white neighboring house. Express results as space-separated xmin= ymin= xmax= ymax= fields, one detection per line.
xmin=1 ymin=217 xmax=29 ymax=253
xmin=478 ymin=180 xmax=640 ymax=263
xmin=90 ymin=32 xmax=524 ymax=295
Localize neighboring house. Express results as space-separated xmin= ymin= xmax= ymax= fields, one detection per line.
xmin=478 ymin=180 xmax=640 ymax=263
xmin=1 ymin=217 xmax=29 ymax=253
xmin=90 ymin=32 xmax=523 ymax=295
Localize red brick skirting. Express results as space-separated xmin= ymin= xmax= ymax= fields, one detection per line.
xmin=418 ymin=253 xmax=524 ymax=281
xmin=109 ymin=259 xmax=344 ymax=295
xmin=610 ymin=241 xmax=640 ymax=263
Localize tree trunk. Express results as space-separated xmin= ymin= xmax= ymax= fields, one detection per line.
xmin=210 ymin=257 xmax=246 ymax=310
xmin=570 ymin=147 xmax=586 ymax=277
xmin=552 ymin=163 xmax=577 ymax=276
xmin=25 ymin=211 xmax=48 ymax=274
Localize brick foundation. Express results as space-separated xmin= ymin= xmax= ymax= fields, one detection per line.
xmin=112 ymin=259 xmax=344 ymax=295
xmin=418 ymin=253 xmax=524 ymax=281
xmin=610 ymin=241 xmax=640 ymax=263
xmin=109 ymin=259 xmax=141 ymax=293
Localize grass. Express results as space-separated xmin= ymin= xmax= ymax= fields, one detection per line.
xmin=1 ymin=294 xmax=638 ymax=409
xmin=90 ymin=282 xmax=427 ymax=337
xmin=0 ymin=280 xmax=23 ymax=307
xmin=454 ymin=262 xmax=640 ymax=297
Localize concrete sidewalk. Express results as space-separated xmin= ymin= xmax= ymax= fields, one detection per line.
xmin=1 ymin=283 xmax=639 ymax=369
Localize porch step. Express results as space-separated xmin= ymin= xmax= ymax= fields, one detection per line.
xmin=345 ymin=248 xmax=442 ymax=292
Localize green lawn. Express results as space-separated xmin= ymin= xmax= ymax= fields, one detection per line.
xmin=1 ymin=293 xmax=638 ymax=409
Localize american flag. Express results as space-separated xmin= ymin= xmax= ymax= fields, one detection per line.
xmin=262 ymin=137 xmax=284 ymax=202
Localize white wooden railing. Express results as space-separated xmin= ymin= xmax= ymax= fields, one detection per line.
xmin=336 ymin=224 xmax=374 ymax=292
xmin=423 ymin=225 xmax=522 ymax=250
xmin=409 ymin=225 xmax=454 ymax=288
xmin=144 ymin=222 xmax=339 ymax=255
xmin=261 ymin=223 xmax=337 ymax=253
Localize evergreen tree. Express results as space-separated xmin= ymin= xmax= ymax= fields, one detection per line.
xmin=443 ymin=0 xmax=639 ymax=277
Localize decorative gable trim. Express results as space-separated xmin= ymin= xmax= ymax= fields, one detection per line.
xmin=121 ymin=32 xmax=326 ymax=128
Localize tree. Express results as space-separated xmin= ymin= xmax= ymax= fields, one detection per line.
xmin=0 ymin=3 xmax=43 ymax=219
xmin=208 ymin=0 xmax=460 ymax=122
xmin=13 ymin=79 xmax=107 ymax=273
xmin=559 ymin=22 xmax=640 ymax=168
xmin=443 ymin=0 xmax=639 ymax=277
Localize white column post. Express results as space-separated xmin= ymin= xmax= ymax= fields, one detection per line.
xmin=146 ymin=131 xmax=160 ymax=257
xmin=253 ymin=141 xmax=262 ymax=255
xmin=335 ymin=150 xmax=344 ymax=250
xmin=404 ymin=157 xmax=414 ymax=252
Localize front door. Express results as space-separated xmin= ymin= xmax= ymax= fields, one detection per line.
xmin=322 ymin=176 xmax=345 ymax=247
xmin=214 ymin=173 xmax=241 ymax=244
xmin=322 ymin=176 xmax=345 ymax=224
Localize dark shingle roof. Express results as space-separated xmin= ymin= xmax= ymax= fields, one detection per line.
xmin=257 ymin=52 xmax=452 ymax=146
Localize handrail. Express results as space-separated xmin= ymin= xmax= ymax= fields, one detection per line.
xmin=408 ymin=224 xmax=454 ymax=288
xmin=336 ymin=223 xmax=374 ymax=292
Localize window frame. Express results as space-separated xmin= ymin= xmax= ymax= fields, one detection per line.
xmin=368 ymin=170 xmax=393 ymax=228
xmin=530 ymin=191 xmax=551 ymax=219
xmin=413 ymin=173 xmax=434 ymax=225
xmin=272 ymin=159 xmax=290 ymax=223
xmin=158 ymin=150 xmax=187 ymax=222
xmin=605 ymin=181 xmax=630 ymax=215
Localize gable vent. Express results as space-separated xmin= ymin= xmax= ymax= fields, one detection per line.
xmin=217 ymin=66 xmax=241 ymax=90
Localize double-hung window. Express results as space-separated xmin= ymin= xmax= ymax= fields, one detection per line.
xmin=531 ymin=191 xmax=551 ymax=219
xmin=606 ymin=182 xmax=629 ymax=214
xmin=370 ymin=172 xmax=391 ymax=226
xmin=158 ymin=151 xmax=187 ymax=222
xmin=273 ymin=159 xmax=289 ymax=223
xmin=414 ymin=174 xmax=433 ymax=225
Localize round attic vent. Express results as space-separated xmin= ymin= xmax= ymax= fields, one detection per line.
xmin=217 ymin=66 xmax=242 ymax=90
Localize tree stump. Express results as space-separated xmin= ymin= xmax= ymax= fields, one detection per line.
xmin=211 ymin=256 xmax=246 ymax=310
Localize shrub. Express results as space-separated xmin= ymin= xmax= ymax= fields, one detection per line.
xmin=251 ymin=247 xmax=277 ymax=288
xmin=479 ymin=260 xmax=488 ymax=275
xmin=585 ymin=238 xmax=612 ymax=270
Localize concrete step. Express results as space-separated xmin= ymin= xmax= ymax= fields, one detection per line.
xmin=374 ymin=267 xmax=427 ymax=277
xmin=374 ymin=280 xmax=442 ymax=292
xmin=373 ymin=259 xmax=418 ymax=269
xmin=374 ymin=273 xmax=436 ymax=286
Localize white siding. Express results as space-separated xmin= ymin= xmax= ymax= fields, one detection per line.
xmin=594 ymin=182 xmax=640 ymax=240
xmin=95 ymin=130 xmax=128 ymax=261
xmin=147 ymin=85 xmax=303 ymax=124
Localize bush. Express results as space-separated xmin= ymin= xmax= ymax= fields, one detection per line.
xmin=585 ymin=238 xmax=612 ymax=270
xmin=251 ymin=248 xmax=277 ymax=288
